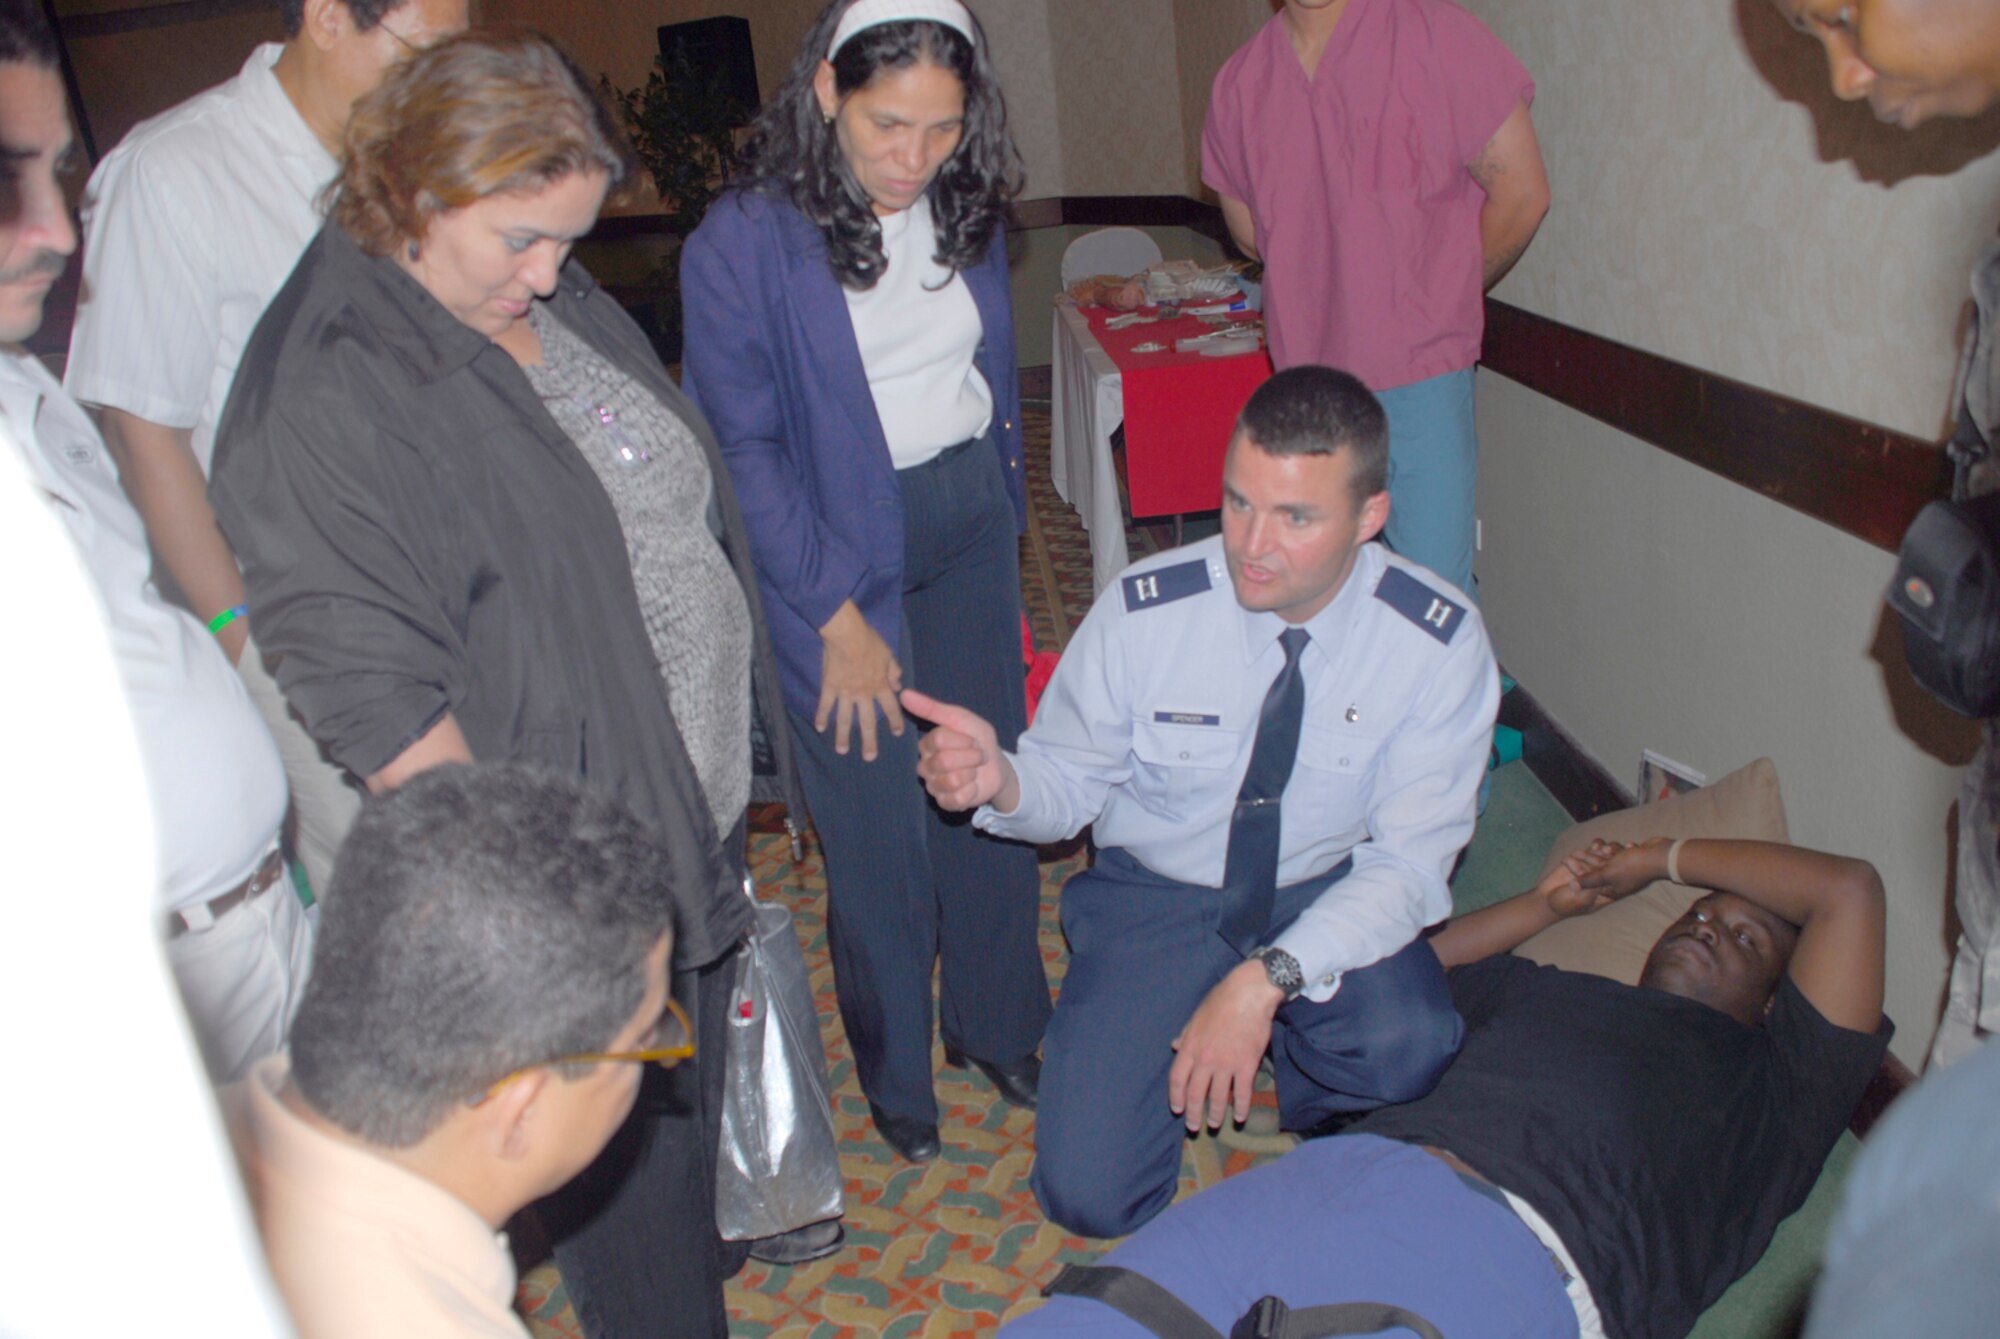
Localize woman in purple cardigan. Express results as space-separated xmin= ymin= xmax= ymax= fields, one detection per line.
xmin=682 ymin=0 xmax=1048 ymax=1164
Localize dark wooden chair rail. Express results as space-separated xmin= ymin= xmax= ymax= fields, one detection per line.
xmin=1481 ymin=301 xmax=1951 ymax=554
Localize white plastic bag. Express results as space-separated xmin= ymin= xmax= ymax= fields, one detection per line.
xmin=714 ymin=881 xmax=845 ymax=1240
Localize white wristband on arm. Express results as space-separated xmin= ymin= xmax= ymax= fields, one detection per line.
xmin=1666 ymin=837 xmax=1689 ymax=886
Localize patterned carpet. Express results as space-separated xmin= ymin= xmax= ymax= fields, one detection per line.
xmin=517 ymin=404 xmax=1296 ymax=1336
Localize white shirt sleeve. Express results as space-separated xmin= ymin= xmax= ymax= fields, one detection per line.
xmin=975 ymin=590 xmax=1135 ymax=845
xmin=1272 ymin=608 xmax=1499 ymax=1000
xmin=66 ymin=142 xmax=220 ymax=429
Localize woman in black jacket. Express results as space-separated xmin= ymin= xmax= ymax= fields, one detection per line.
xmin=210 ymin=30 xmax=827 ymax=1338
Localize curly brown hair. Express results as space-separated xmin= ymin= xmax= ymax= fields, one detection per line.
xmin=329 ymin=29 xmax=633 ymax=258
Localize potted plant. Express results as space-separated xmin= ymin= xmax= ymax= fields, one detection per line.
xmin=600 ymin=48 xmax=748 ymax=360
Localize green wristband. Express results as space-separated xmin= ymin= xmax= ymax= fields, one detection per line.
xmin=207 ymin=603 xmax=248 ymax=635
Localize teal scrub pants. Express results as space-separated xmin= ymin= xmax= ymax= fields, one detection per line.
xmin=1378 ymin=366 xmax=1479 ymax=599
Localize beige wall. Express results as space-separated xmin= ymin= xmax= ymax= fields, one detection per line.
xmin=1171 ymin=0 xmax=1273 ymax=196
xmin=1458 ymin=0 xmax=1998 ymax=1065
xmin=980 ymin=0 xmax=1064 ymax=197
xmin=1045 ymin=0 xmax=1188 ymax=196
xmin=1468 ymin=0 xmax=2000 ymax=437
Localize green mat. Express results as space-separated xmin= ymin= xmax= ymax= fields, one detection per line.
xmin=1452 ymin=759 xmax=1578 ymax=916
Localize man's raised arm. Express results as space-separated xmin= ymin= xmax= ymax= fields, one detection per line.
xmin=1427 ymin=839 xmax=1620 ymax=969
xmin=1586 ymin=838 xmax=1886 ymax=1033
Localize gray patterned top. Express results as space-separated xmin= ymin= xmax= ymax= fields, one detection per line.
xmin=523 ymin=305 xmax=751 ymax=831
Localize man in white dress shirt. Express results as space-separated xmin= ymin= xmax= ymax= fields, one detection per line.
xmin=64 ymin=0 xmax=466 ymax=900
xmin=0 ymin=12 xmax=305 ymax=1081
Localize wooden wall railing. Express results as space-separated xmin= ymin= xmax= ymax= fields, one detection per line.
xmin=1481 ymin=302 xmax=1949 ymax=554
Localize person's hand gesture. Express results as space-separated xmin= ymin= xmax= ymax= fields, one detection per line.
xmin=816 ymin=601 xmax=904 ymax=760
xmin=1578 ymin=836 xmax=1674 ymax=902
xmin=901 ymin=688 xmax=1019 ymax=812
xmin=1168 ymin=959 xmax=1281 ymax=1131
xmin=1540 ymin=837 xmax=1624 ymax=919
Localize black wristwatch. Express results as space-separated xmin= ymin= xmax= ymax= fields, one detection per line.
xmin=1251 ymin=945 xmax=1305 ymax=1001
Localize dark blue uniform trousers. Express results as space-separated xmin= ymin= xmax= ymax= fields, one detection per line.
xmin=1033 ymin=848 xmax=1464 ymax=1239
xmin=789 ymin=437 xmax=1052 ymax=1125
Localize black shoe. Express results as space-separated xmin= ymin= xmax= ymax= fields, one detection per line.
xmin=745 ymin=1217 xmax=845 ymax=1266
xmin=869 ymin=1103 xmax=941 ymax=1163
xmin=944 ymin=1046 xmax=1041 ymax=1111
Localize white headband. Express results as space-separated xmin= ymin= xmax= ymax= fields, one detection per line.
xmin=828 ymin=0 xmax=977 ymax=59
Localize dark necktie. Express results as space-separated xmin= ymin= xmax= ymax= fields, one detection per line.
xmin=1217 ymin=626 xmax=1311 ymax=954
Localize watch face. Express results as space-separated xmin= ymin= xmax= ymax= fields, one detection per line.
xmin=1258 ymin=947 xmax=1304 ymax=997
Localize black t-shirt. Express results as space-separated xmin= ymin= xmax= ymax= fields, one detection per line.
xmin=1349 ymin=955 xmax=1890 ymax=1339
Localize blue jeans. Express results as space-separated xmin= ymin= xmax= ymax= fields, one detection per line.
xmin=1379 ymin=366 xmax=1479 ymax=598
xmin=1002 ymin=1135 xmax=1579 ymax=1339
xmin=790 ymin=436 xmax=1052 ymax=1125
xmin=1032 ymin=849 xmax=1463 ymax=1238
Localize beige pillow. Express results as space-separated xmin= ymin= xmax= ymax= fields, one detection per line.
xmin=1514 ymin=758 xmax=1789 ymax=985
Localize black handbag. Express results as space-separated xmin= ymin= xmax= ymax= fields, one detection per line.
xmin=1040 ymin=1264 xmax=1445 ymax=1339
xmin=1888 ymin=424 xmax=2000 ymax=720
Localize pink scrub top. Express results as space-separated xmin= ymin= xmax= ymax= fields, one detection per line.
xmin=1202 ymin=0 xmax=1533 ymax=390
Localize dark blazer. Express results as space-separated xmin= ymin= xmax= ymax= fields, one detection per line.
xmin=211 ymin=222 xmax=803 ymax=970
xmin=679 ymin=189 xmax=1026 ymax=719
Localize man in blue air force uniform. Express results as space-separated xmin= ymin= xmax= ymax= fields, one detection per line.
xmin=904 ymin=365 xmax=1500 ymax=1237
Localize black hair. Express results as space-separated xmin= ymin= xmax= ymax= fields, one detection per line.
xmin=734 ymin=0 xmax=1020 ymax=290
xmin=1236 ymin=365 xmax=1391 ymax=503
xmin=0 ymin=0 xmax=57 ymax=66
xmin=288 ymin=764 xmax=674 ymax=1147
xmin=278 ymin=0 xmax=404 ymax=40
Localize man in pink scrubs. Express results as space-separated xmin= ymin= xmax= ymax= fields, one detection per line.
xmin=1203 ymin=0 xmax=1550 ymax=599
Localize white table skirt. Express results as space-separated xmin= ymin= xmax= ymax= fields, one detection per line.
xmin=1049 ymin=305 xmax=1130 ymax=595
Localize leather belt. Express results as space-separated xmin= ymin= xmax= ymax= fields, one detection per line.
xmin=166 ymin=847 xmax=287 ymax=939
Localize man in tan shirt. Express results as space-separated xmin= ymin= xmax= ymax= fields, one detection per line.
xmin=227 ymin=764 xmax=685 ymax=1337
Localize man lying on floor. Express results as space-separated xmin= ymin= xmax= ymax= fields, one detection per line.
xmin=1004 ymin=836 xmax=1891 ymax=1339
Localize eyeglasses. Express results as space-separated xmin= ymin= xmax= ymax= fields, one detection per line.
xmin=480 ymin=995 xmax=695 ymax=1100
xmin=378 ymin=22 xmax=423 ymax=56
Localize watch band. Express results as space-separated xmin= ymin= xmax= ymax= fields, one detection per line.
xmin=1252 ymin=945 xmax=1305 ymax=1001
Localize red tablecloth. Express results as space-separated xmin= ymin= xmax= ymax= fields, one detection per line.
xmin=1084 ymin=305 xmax=1275 ymax=518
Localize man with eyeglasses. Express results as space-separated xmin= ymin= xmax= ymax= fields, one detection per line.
xmin=65 ymin=0 xmax=467 ymax=904
xmin=227 ymin=763 xmax=687 ymax=1339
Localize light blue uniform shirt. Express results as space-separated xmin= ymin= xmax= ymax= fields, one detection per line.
xmin=977 ymin=537 xmax=1498 ymax=1001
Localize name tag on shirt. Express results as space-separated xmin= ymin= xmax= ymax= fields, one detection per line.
xmin=1154 ymin=711 xmax=1222 ymax=727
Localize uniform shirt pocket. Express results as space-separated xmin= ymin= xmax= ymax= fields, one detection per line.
xmin=1131 ymin=714 xmax=1244 ymax=814
xmin=1292 ymin=720 xmax=1390 ymax=845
